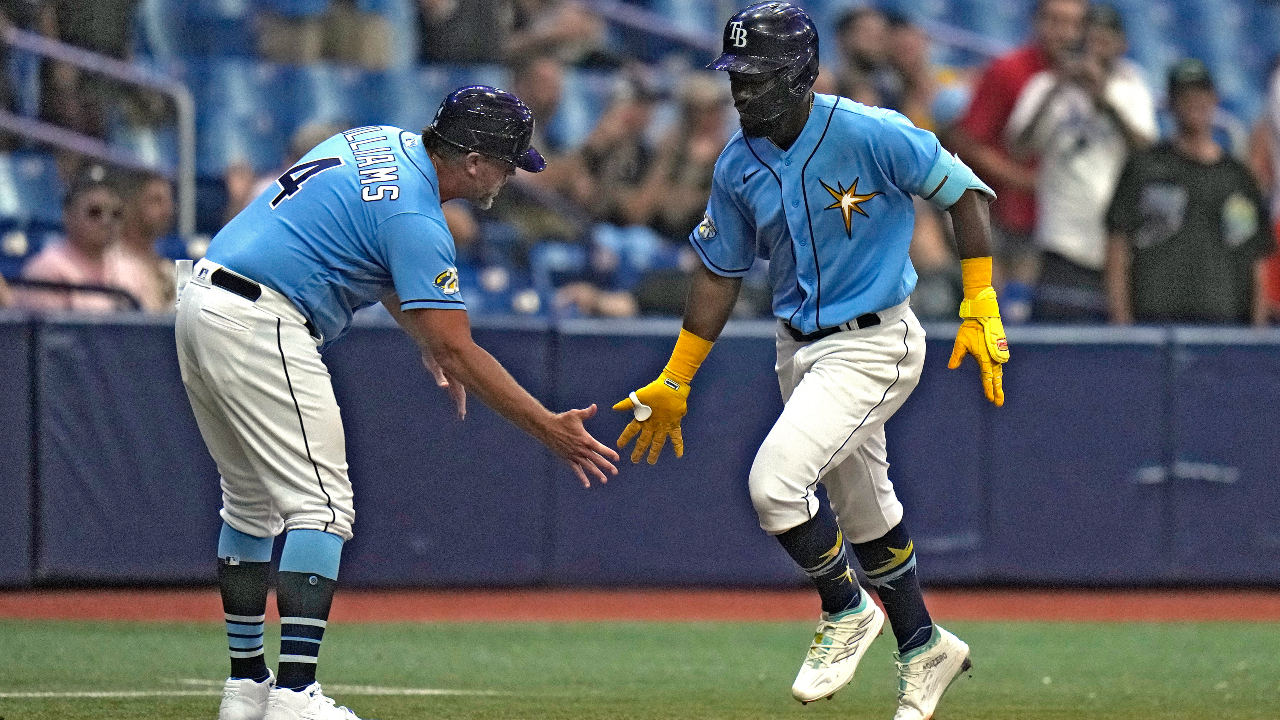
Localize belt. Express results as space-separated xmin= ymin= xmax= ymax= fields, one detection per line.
xmin=784 ymin=312 xmax=880 ymax=343
xmin=211 ymin=268 xmax=318 ymax=338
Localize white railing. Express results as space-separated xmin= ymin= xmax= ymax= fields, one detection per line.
xmin=0 ymin=26 xmax=196 ymax=237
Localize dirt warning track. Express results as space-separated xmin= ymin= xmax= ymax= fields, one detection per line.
xmin=0 ymin=588 xmax=1277 ymax=623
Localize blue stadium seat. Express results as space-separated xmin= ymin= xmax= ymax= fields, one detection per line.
xmin=0 ymin=151 xmax=64 ymax=278
xmin=260 ymin=0 xmax=331 ymax=18
xmin=547 ymin=68 xmax=615 ymax=150
xmin=187 ymin=58 xmax=290 ymax=176
xmin=137 ymin=0 xmax=255 ymax=59
xmin=274 ymin=64 xmax=367 ymax=130
xmin=11 ymin=151 xmax=65 ymax=230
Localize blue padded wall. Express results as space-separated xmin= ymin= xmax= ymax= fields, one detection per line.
xmin=550 ymin=320 xmax=801 ymax=586
xmin=886 ymin=332 xmax=986 ymax=583
xmin=0 ymin=314 xmax=32 ymax=586
xmin=1168 ymin=329 xmax=1280 ymax=583
xmin=985 ymin=327 xmax=1169 ymax=583
xmin=35 ymin=317 xmax=221 ymax=583
xmin=327 ymin=316 xmax=554 ymax=586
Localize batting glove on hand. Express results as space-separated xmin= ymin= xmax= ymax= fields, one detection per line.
xmin=948 ymin=286 xmax=1010 ymax=407
xmin=612 ymin=373 xmax=690 ymax=464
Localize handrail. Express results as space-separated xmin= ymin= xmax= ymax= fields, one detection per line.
xmin=0 ymin=27 xmax=196 ymax=239
xmin=8 ymin=278 xmax=143 ymax=311
xmin=586 ymin=2 xmax=1010 ymax=64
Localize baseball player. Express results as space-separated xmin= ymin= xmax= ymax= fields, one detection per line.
xmin=613 ymin=4 xmax=1008 ymax=718
xmin=177 ymin=86 xmax=619 ymax=720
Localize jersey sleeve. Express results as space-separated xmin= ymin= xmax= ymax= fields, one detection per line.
xmin=872 ymin=111 xmax=994 ymax=209
xmin=688 ymin=165 xmax=755 ymax=277
xmin=376 ymin=212 xmax=466 ymax=310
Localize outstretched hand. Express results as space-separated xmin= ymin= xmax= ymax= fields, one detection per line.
xmin=542 ymin=404 xmax=620 ymax=488
xmin=612 ymin=374 xmax=690 ymax=464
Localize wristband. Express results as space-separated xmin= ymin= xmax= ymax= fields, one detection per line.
xmin=662 ymin=329 xmax=714 ymax=385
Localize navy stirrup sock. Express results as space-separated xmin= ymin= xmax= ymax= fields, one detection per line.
xmin=775 ymin=503 xmax=863 ymax=615
xmin=275 ymin=529 xmax=345 ymax=691
xmin=217 ymin=522 xmax=273 ymax=682
xmin=850 ymin=521 xmax=933 ymax=654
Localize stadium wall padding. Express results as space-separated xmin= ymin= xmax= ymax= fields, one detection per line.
xmin=3 ymin=315 xmax=1279 ymax=587
xmin=0 ymin=312 xmax=32 ymax=586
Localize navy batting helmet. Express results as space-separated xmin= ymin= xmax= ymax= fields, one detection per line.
xmin=426 ymin=85 xmax=546 ymax=173
xmin=708 ymin=2 xmax=819 ymax=127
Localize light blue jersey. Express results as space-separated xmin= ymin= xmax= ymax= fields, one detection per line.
xmin=690 ymin=94 xmax=991 ymax=333
xmin=206 ymin=125 xmax=463 ymax=348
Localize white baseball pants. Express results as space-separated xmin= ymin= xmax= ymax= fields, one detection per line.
xmin=175 ymin=260 xmax=354 ymax=541
xmin=749 ymin=300 xmax=925 ymax=541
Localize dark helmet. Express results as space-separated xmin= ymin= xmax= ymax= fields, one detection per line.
xmin=426 ymin=85 xmax=546 ymax=173
xmin=708 ymin=2 xmax=819 ymax=127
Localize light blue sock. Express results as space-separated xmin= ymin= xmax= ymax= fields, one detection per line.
xmin=279 ymin=529 xmax=344 ymax=580
xmin=217 ymin=522 xmax=274 ymax=563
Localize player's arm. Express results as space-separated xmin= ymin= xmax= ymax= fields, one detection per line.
xmin=611 ymin=266 xmax=741 ymax=465
xmin=612 ymin=164 xmax=751 ymax=465
xmin=404 ymin=307 xmax=619 ymax=487
xmin=944 ymin=189 xmax=1010 ymax=406
xmin=910 ymin=134 xmax=1009 ymax=407
xmin=382 ymin=292 xmax=466 ymax=418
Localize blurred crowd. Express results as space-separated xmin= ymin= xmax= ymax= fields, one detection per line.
xmin=0 ymin=0 xmax=1278 ymax=327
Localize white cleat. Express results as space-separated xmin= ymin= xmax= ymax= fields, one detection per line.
xmin=218 ymin=670 xmax=273 ymax=720
xmin=892 ymin=625 xmax=972 ymax=720
xmin=263 ymin=682 xmax=368 ymax=720
xmin=791 ymin=595 xmax=886 ymax=703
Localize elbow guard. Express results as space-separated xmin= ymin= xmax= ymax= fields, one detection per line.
xmin=920 ymin=151 xmax=996 ymax=210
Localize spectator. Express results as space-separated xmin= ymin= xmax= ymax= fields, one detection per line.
xmin=628 ymin=72 xmax=731 ymax=242
xmin=833 ymin=6 xmax=897 ymax=107
xmin=258 ymin=0 xmax=394 ymax=69
xmin=506 ymin=0 xmax=606 ymax=66
xmin=106 ymin=172 xmax=177 ymax=312
xmin=951 ymin=0 xmax=1087 ymax=320
xmin=1105 ymin=59 xmax=1274 ymax=327
xmin=572 ymin=69 xmax=659 ymax=226
xmin=418 ymin=0 xmax=514 ymax=63
xmin=884 ymin=14 xmax=971 ymax=135
xmin=1249 ymin=58 xmax=1280 ymax=320
xmin=487 ymin=53 xmax=592 ymax=263
xmin=1006 ymin=4 xmax=1157 ymax=322
xmin=15 ymin=177 xmax=133 ymax=311
xmin=0 ymin=272 xmax=12 ymax=307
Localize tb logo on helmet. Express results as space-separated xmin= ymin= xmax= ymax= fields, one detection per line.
xmin=729 ymin=20 xmax=748 ymax=47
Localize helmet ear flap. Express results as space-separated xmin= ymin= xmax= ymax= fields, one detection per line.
xmin=791 ymin=53 xmax=819 ymax=99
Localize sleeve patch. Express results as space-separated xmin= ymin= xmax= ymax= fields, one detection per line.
xmin=433 ymin=268 xmax=460 ymax=295
xmin=695 ymin=213 xmax=718 ymax=240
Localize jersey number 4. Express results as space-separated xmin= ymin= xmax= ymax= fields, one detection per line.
xmin=270 ymin=157 xmax=344 ymax=208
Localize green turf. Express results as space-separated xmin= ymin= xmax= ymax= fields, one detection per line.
xmin=1 ymin=619 xmax=1277 ymax=719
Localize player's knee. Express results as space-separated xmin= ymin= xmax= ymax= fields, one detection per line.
xmin=748 ymin=457 xmax=812 ymax=533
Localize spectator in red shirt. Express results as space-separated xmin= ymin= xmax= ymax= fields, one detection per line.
xmin=951 ymin=0 xmax=1087 ymax=317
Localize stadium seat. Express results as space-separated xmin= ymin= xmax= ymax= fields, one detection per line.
xmin=188 ymin=58 xmax=290 ymax=176
xmin=259 ymin=0 xmax=332 ymax=19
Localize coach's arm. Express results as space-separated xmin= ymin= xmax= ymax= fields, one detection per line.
xmin=381 ymin=293 xmax=619 ymax=487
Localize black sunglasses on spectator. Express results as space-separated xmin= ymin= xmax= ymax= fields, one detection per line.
xmin=85 ymin=204 xmax=123 ymax=221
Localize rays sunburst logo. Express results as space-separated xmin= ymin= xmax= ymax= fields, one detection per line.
xmin=820 ymin=177 xmax=883 ymax=237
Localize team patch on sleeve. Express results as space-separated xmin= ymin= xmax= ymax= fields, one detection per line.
xmin=696 ymin=213 xmax=718 ymax=240
xmin=433 ymin=268 xmax=460 ymax=295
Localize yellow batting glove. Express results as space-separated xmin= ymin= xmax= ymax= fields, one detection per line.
xmin=613 ymin=328 xmax=713 ymax=464
xmin=613 ymin=374 xmax=689 ymax=464
xmin=947 ymin=257 xmax=1010 ymax=407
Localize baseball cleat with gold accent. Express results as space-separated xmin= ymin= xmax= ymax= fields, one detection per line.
xmin=791 ymin=594 xmax=885 ymax=703
xmin=892 ymin=625 xmax=971 ymax=720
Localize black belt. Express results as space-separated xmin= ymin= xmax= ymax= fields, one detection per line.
xmin=784 ymin=312 xmax=880 ymax=343
xmin=211 ymin=268 xmax=318 ymax=338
